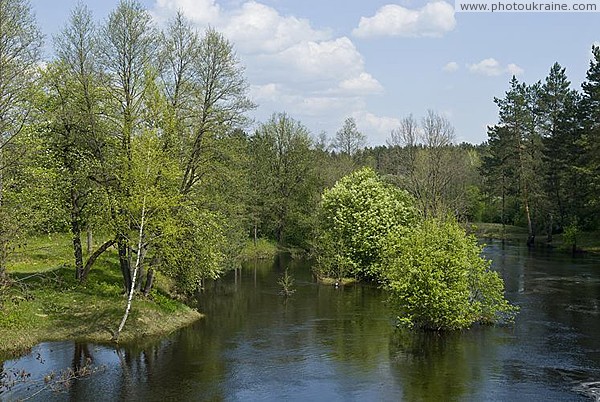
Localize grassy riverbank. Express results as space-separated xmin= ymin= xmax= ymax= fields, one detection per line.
xmin=239 ymin=238 xmax=279 ymax=260
xmin=239 ymin=238 xmax=308 ymax=260
xmin=0 ymin=233 xmax=201 ymax=360
xmin=470 ymin=222 xmax=600 ymax=253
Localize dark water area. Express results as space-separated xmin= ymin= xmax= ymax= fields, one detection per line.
xmin=2 ymin=240 xmax=600 ymax=401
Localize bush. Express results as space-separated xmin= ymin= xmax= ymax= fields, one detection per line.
xmin=384 ymin=218 xmax=517 ymax=330
xmin=316 ymin=167 xmax=417 ymax=281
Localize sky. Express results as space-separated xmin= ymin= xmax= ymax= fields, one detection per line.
xmin=30 ymin=0 xmax=600 ymax=145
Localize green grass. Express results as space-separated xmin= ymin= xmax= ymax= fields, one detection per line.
xmin=239 ymin=238 xmax=279 ymax=260
xmin=8 ymin=233 xmax=75 ymax=273
xmin=0 ymin=233 xmax=201 ymax=360
xmin=468 ymin=222 xmax=529 ymax=240
xmin=469 ymin=222 xmax=600 ymax=253
xmin=573 ymin=232 xmax=600 ymax=253
xmin=317 ymin=277 xmax=358 ymax=286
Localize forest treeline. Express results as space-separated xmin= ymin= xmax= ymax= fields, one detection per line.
xmin=0 ymin=0 xmax=599 ymax=297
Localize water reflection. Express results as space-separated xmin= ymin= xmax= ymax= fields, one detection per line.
xmin=3 ymin=242 xmax=600 ymax=401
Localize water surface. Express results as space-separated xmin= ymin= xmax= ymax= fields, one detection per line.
xmin=2 ymin=240 xmax=600 ymax=401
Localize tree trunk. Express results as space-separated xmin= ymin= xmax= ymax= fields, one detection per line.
xmin=70 ymin=195 xmax=84 ymax=280
xmin=524 ymin=199 xmax=535 ymax=247
xmin=142 ymin=267 xmax=154 ymax=296
xmin=253 ymin=222 xmax=257 ymax=247
xmin=547 ymin=213 xmax=553 ymax=243
xmin=114 ymin=196 xmax=148 ymax=343
xmin=136 ymin=262 xmax=144 ymax=292
xmin=72 ymin=230 xmax=84 ymax=281
xmin=117 ymin=236 xmax=132 ymax=293
xmin=81 ymin=239 xmax=116 ymax=282
xmin=0 ymin=149 xmax=6 ymax=278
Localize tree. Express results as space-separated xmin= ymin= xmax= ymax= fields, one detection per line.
xmin=538 ymin=63 xmax=581 ymax=236
xmin=250 ymin=113 xmax=318 ymax=246
xmin=42 ymin=4 xmax=116 ymax=281
xmin=486 ymin=77 xmax=543 ymax=245
xmin=384 ymin=218 xmax=516 ymax=330
xmin=153 ymin=18 xmax=255 ymax=289
xmin=389 ymin=111 xmax=472 ymax=218
xmin=98 ymin=0 xmax=157 ymax=292
xmin=317 ymin=167 xmax=417 ymax=281
xmin=480 ymin=125 xmax=515 ymax=234
xmin=175 ymin=27 xmax=255 ymax=196
xmin=332 ymin=117 xmax=366 ymax=156
xmin=113 ymin=128 xmax=180 ymax=338
xmin=0 ymin=0 xmax=43 ymax=276
xmin=579 ymin=45 xmax=600 ymax=229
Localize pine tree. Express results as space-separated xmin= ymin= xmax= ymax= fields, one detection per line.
xmin=538 ymin=62 xmax=581 ymax=234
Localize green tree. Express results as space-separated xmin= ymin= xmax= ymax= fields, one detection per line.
xmin=0 ymin=0 xmax=42 ymax=276
xmin=317 ymin=167 xmax=417 ymax=281
xmin=154 ymin=17 xmax=255 ymax=289
xmin=174 ymin=27 xmax=255 ymax=196
xmin=41 ymin=4 xmax=117 ymax=281
xmin=250 ymin=112 xmax=318 ymax=246
xmin=579 ymin=45 xmax=600 ymax=229
xmin=486 ymin=77 xmax=543 ymax=245
xmin=332 ymin=117 xmax=366 ymax=156
xmin=538 ymin=62 xmax=581 ymax=236
xmin=388 ymin=111 xmax=475 ymax=218
xmin=384 ymin=218 xmax=516 ymax=330
xmin=98 ymin=0 xmax=157 ymax=292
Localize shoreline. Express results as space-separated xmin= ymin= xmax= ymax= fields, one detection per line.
xmin=0 ymin=278 xmax=203 ymax=360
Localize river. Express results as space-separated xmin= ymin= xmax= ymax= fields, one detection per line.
xmin=2 ymin=240 xmax=600 ymax=401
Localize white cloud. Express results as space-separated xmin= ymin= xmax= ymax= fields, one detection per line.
xmin=249 ymin=83 xmax=281 ymax=102
xmin=222 ymin=1 xmax=331 ymax=54
xmin=443 ymin=61 xmax=459 ymax=72
xmin=152 ymin=0 xmax=221 ymax=25
xmin=276 ymin=37 xmax=364 ymax=82
xmin=353 ymin=2 xmax=456 ymax=38
xmin=506 ymin=63 xmax=524 ymax=76
xmin=468 ymin=58 xmax=524 ymax=76
xmin=352 ymin=111 xmax=401 ymax=144
xmin=338 ymin=73 xmax=384 ymax=95
xmin=152 ymin=0 xmax=388 ymax=142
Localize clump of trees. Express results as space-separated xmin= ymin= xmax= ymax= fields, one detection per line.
xmin=482 ymin=52 xmax=600 ymax=246
xmin=315 ymin=168 xmax=516 ymax=330
xmin=35 ymin=2 xmax=256 ymax=297
xmin=315 ymin=167 xmax=417 ymax=281
xmin=383 ymin=218 xmax=516 ymax=330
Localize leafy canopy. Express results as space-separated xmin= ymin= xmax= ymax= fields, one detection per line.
xmin=384 ymin=218 xmax=517 ymax=330
xmin=318 ymin=167 xmax=417 ymax=280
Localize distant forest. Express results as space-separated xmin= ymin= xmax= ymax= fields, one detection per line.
xmin=1 ymin=0 xmax=599 ymax=295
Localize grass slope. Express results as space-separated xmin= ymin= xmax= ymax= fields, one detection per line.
xmin=0 ymin=233 xmax=201 ymax=360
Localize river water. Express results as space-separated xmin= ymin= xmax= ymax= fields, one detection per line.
xmin=2 ymin=240 xmax=600 ymax=401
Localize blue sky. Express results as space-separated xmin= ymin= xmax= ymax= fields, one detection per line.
xmin=30 ymin=0 xmax=600 ymax=145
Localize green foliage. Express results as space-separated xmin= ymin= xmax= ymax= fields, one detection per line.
xmin=239 ymin=238 xmax=278 ymax=260
xmin=277 ymin=269 xmax=295 ymax=297
xmin=155 ymin=205 xmax=227 ymax=294
xmin=149 ymin=290 xmax=180 ymax=313
xmin=249 ymin=112 xmax=319 ymax=247
xmin=317 ymin=167 xmax=417 ymax=281
xmin=384 ymin=218 xmax=517 ymax=330
xmin=563 ymin=221 xmax=580 ymax=249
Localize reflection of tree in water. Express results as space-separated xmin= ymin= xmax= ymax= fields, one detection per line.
xmin=314 ymin=284 xmax=393 ymax=371
xmin=389 ymin=329 xmax=499 ymax=402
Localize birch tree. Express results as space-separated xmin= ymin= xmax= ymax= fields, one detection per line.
xmin=98 ymin=0 xmax=157 ymax=292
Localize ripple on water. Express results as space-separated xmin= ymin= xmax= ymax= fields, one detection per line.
xmin=573 ymin=381 xmax=600 ymax=401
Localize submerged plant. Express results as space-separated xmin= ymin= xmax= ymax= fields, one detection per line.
xmin=278 ymin=269 xmax=295 ymax=297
